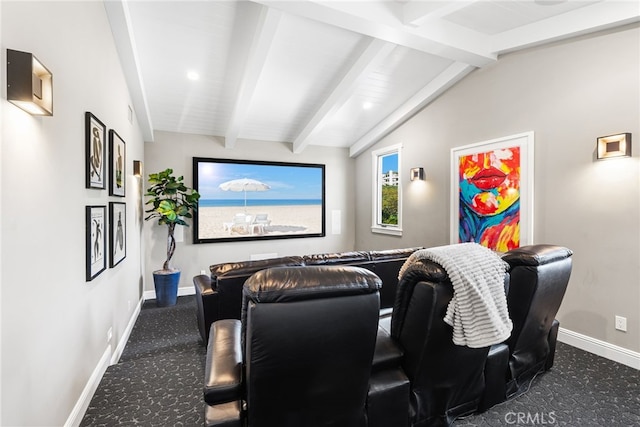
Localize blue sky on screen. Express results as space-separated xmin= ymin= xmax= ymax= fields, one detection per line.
xmin=197 ymin=161 xmax=323 ymax=200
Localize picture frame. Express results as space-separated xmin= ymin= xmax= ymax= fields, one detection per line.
xmin=193 ymin=157 xmax=326 ymax=243
xmin=109 ymin=202 xmax=126 ymax=267
xmin=450 ymin=131 xmax=534 ymax=252
xmin=596 ymin=133 xmax=631 ymax=160
xmin=85 ymin=112 xmax=107 ymax=189
xmin=109 ymin=130 xmax=126 ymax=196
xmin=86 ymin=205 xmax=107 ymax=281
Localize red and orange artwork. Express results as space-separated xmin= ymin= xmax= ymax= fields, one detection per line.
xmin=458 ymin=146 xmax=521 ymax=252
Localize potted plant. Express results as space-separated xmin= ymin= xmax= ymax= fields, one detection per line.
xmin=144 ymin=168 xmax=200 ymax=307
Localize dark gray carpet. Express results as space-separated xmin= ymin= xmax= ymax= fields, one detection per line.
xmin=81 ymin=296 xmax=640 ymax=426
xmin=81 ymin=297 xmax=206 ymax=427
xmin=457 ymin=342 xmax=640 ymax=426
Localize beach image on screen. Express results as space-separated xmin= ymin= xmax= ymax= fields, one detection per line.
xmin=193 ymin=158 xmax=325 ymax=243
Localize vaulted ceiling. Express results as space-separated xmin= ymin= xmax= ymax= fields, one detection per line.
xmin=105 ymin=1 xmax=639 ymax=157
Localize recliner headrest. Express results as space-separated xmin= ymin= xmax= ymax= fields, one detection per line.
xmin=302 ymin=251 xmax=371 ymax=265
xmin=209 ymin=256 xmax=304 ymax=278
xmin=368 ymin=247 xmax=423 ymax=261
xmin=244 ymin=265 xmax=381 ymax=304
xmin=502 ymin=244 xmax=573 ymax=267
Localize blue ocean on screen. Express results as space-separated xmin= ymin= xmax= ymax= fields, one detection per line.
xmin=199 ymin=199 xmax=322 ymax=208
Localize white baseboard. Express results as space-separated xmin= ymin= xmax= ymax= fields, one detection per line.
xmin=65 ymin=298 xmax=144 ymax=426
xmin=143 ymin=285 xmax=195 ymax=301
xmin=64 ymin=345 xmax=112 ymax=427
xmin=110 ymin=298 xmax=143 ymax=365
xmin=558 ymin=327 xmax=640 ymax=370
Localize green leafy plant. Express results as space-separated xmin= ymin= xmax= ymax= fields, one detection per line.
xmin=381 ymin=185 xmax=398 ymax=225
xmin=145 ymin=168 xmax=200 ymax=271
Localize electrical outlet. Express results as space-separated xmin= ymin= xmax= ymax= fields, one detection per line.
xmin=615 ymin=316 xmax=627 ymax=332
xmin=107 ymin=327 xmax=113 ymax=343
xmin=200 ymin=270 xmax=207 ymax=275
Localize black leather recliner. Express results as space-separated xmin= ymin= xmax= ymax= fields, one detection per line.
xmin=380 ymin=244 xmax=573 ymax=424
xmin=383 ymin=255 xmax=504 ymax=427
xmin=501 ymin=244 xmax=573 ymax=397
xmin=203 ymin=265 xmax=385 ymax=427
xmin=194 ymin=256 xmax=305 ymax=342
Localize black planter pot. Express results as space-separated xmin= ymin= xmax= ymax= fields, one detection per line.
xmin=153 ymin=269 xmax=180 ymax=307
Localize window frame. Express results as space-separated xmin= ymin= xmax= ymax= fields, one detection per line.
xmin=371 ymin=144 xmax=402 ymax=236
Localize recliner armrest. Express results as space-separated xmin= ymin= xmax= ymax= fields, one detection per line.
xmin=372 ymin=325 xmax=404 ymax=372
xmin=205 ymin=401 xmax=242 ymax=427
xmin=195 ymin=274 xmax=215 ymax=295
xmin=204 ymin=319 xmax=243 ymax=405
xmin=194 ymin=275 xmax=220 ymax=343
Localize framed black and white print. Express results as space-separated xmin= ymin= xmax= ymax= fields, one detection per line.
xmin=109 ymin=202 xmax=126 ymax=267
xmin=85 ymin=112 xmax=106 ymax=189
xmin=109 ymin=130 xmax=126 ymax=196
xmin=86 ymin=205 xmax=107 ymax=281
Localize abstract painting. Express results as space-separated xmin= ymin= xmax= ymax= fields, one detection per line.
xmin=450 ymin=132 xmax=534 ymax=252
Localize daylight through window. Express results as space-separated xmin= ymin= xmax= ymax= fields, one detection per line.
xmin=372 ymin=144 xmax=402 ymax=236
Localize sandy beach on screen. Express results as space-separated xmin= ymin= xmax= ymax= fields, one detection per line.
xmin=198 ymin=205 xmax=323 ymax=239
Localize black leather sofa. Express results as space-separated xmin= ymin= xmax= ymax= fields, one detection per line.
xmin=201 ymin=244 xmax=573 ymax=426
xmin=193 ymin=247 xmax=422 ymax=343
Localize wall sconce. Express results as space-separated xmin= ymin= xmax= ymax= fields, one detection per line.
xmin=6 ymin=49 xmax=53 ymax=116
xmin=133 ymin=160 xmax=143 ymax=177
xmin=410 ymin=167 xmax=425 ymax=181
xmin=597 ymin=133 xmax=631 ymax=160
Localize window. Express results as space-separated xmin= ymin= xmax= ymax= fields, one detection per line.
xmin=372 ymin=144 xmax=402 ymax=236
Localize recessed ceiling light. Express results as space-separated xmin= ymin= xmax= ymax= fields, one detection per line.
xmin=187 ymin=71 xmax=200 ymax=81
xmin=363 ymin=102 xmax=373 ymax=110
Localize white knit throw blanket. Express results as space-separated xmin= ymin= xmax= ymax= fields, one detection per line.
xmin=399 ymin=243 xmax=512 ymax=348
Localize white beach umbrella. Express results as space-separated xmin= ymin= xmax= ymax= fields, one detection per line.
xmin=219 ymin=178 xmax=271 ymax=212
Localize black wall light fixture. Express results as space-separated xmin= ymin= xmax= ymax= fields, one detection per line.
xmin=133 ymin=160 xmax=143 ymax=177
xmin=410 ymin=167 xmax=425 ymax=181
xmin=596 ymin=133 xmax=631 ymax=160
xmin=6 ymin=49 xmax=53 ymax=116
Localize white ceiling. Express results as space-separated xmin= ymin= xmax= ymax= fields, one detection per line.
xmin=105 ymin=0 xmax=639 ymax=157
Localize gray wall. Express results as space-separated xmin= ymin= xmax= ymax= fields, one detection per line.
xmin=0 ymin=3 xmax=637 ymax=424
xmin=1 ymin=2 xmax=145 ymax=425
xmin=355 ymin=25 xmax=640 ymax=353
xmin=143 ymin=131 xmax=356 ymax=293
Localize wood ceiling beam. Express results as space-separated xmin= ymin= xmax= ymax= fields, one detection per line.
xmin=252 ymin=0 xmax=496 ymax=68
xmin=403 ymin=0 xmax=480 ymax=28
xmin=349 ymin=62 xmax=474 ymax=158
xmin=104 ymin=0 xmax=155 ymax=142
xmin=491 ymin=0 xmax=640 ymax=54
xmin=225 ymin=6 xmax=281 ymax=149
xmin=293 ymin=38 xmax=396 ymax=154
